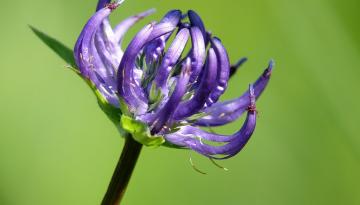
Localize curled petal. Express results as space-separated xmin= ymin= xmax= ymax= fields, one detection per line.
xmin=149 ymin=58 xmax=192 ymax=134
xmin=144 ymin=36 xmax=166 ymax=64
xmin=91 ymin=37 xmax=119 ymax=106
xmin=117 ymin=23 xmax=154 ymax=114
xmin=143 ymin=10 xmax=181 ymax=65
xmin=165 ymin=85 xmax=257 ymax=159
xmin=92 ymin=41 xmax=120 ymax=107
xmin=188 ymin=10 xmax=207 ymax=43
xmin=154 ymin=28 xmax=190 ymax=90
xmin=96 ymin=0 xmax=111 ymax=11
xmin=142 ymin=36 xmax=167 ymax=89
xmin=196 ymin=60 xmax=274 ymax=126
xmin=159 ymin=10 xmax=182 ymax=25
xmin=148 ymin=10 xmax=182 ymax=40
xmin=91 ymin=35 xmax=117 ymax=86
xmin=114 ymin=9 xmax=156 ymax=44
xmin=94 ymin=33 xmax=117 ymax=77
xmin=97 ymin=19 xmax=123 ymax=62
xmin=74 ymin=7 xmax=113 ymax=78
xmin=95 ymin=0 xmax=123 ymax=60
xmin=95 ymin=2 xmax=122 ymax=62
xmin=174 ymin=48 xmax=217 ymax=119
xmin=166 ymin=125 xmax=233 ymax=144
xmin=73 ymin=6 xmax=122 ymax=106
xmin=206 ymin=37 xmax=230 ymax=106
xmin=189 ymin=27 xmax=206 ymax=83
xmin=149 ymin=22 xmax=179 ymax=41
xmin=118 ymin=17 xmax=181 ymax=114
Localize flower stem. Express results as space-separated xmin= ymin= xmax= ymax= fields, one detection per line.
xmin=101 ymin=135 xmax=142 ymax=205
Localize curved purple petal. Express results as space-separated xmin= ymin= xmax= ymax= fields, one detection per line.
xmin=165 ymin=85 xmax=257 ymax=159
xmin=73 ymin=5 xmax=123 ymax=106
xmin=159 ymin=10 xmax=182 ymax=25
xmin=97 ymin=19 xmax=123 ymax=61
xmin=149 ymin=58 xmax=192 ymax=134
xmin=95 ymin=2 xmax=122 ymax=62
xmin=148 ymin=23 xmax=179 ymax=41
xmin=90 ymin=33 xmax=115 ymax=82
xmin=188 ymin=10 xmax=207 ymax=43
xmin=148 ymin=10 xmax=182 ymax=40
xmin=142 ymin=10 xmax=181 ymax=65
xmin=174 ymin=48 xmax=217 ymax=119
xmin=117 ymin=23 xmax=154 ymax=114
xmin=144 ymin=36 xmax=166 ymax=65
xmin=117 ymin=16 xmax=181 ymax=115
xmin=195 ymin=107 xmax=256 ymax=159
xmin=95 ymin=0 xmax=123 ymax=61
xmin=90 ymin=35 xmax=119 ymax=106
xmin=165 ymin=125 xmax=234 ymax=144
xmin=74 ymin=7 xmax=113 ymax=79
xmin=206 ymin=37 xmax=230 ymax=106
xmin=114 ymin=9 xmax=156 ymax=44
xmin=189 ymin=27 xmax=206 ymax=83
xmin=196 ymin=60 xmax=273 ymax=126
xmin=96 ymin=0 xmax=111 ymax=11
xmin=154 ymin=28 xmax=190 ymax=91
xmin=94 ymin=33 xmax=117 ymax=77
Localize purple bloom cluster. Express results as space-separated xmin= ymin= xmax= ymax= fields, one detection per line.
xmin=74 ymin=0 xmax=273 ymax=159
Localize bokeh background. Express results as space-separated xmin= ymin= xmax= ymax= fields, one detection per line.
xmin=1 ymin=0 xmax=360 ymax=204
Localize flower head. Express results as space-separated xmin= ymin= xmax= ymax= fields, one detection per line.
xmin=73 ymin=0 xmax=273 ymax=159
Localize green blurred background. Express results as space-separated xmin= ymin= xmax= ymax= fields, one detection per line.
xmin=1 ymin=0 xmax=360 ymax=204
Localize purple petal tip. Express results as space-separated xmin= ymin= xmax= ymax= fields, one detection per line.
xmin=106 ymin=1 xmax=123 ymax=11
xmin=264 ymin=59 xmax=274 ymax=77
xmin=136 ymin=8 xmax=156 ymax=19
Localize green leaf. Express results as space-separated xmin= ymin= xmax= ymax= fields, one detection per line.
xmin=120 ymin=115 xmax=165 ymax=147
xmin=29 ymin=25 xmax=77 ymax=68
xmin=96 ymin=90 xmax=126 ymax=136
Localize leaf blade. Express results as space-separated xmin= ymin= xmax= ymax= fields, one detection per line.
xmin=29 ymin=25 xmax=77 ymax=68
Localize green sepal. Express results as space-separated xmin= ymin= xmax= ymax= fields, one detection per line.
xmin=30 ymin=26 xmax=77 ymax=68
xmin=94 ymin=88 xmax=121 ymax=123
xmin=120 ymin=115 xmax=165 ymax=147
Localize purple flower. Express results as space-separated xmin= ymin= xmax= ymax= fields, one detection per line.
xmin=73 ymin=0 xmax=273 ymax=159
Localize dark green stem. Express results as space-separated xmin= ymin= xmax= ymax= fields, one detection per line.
xmin=101 ymin=135 xmax=142 ymax=205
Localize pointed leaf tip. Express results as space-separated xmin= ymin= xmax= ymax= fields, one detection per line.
xmin=29 ymin=25 xmax=77 ymax=69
